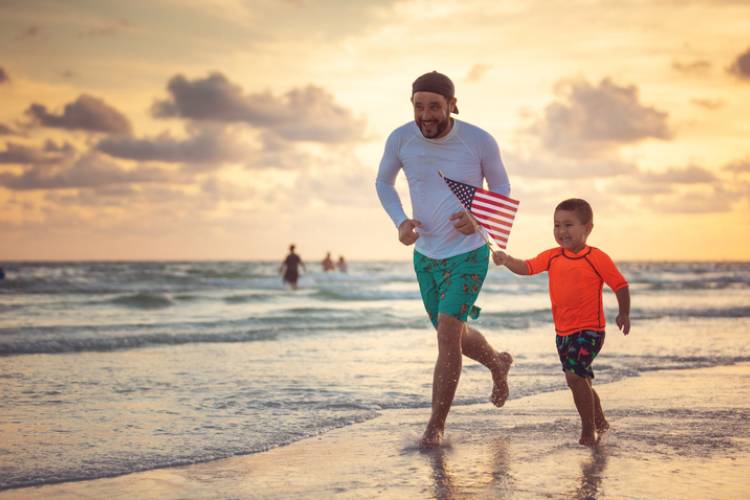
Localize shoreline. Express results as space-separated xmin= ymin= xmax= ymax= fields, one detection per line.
xmin=3 ymin=363 xmax=749 ymax=499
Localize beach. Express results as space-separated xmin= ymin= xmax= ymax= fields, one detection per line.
xmin=3 ymin=363 xmax=748 ymax=499
xmin=1 ymin=260 xmax=749 ymax=497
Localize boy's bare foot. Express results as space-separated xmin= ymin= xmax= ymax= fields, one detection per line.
xmin=419 ymin=426 xmax=444 ymax=449
xmin=579 ymin=431 xmax=598 ymax=447
xmin=490 ymin=351 xmax=513 ymax=407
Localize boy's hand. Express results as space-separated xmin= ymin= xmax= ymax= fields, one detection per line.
xmin=398 ymin=219 xmax=422 ymax=246
xmin=492 ymin=250 xmax=508 ymax=266
xmin=616 ymin=314 xmax=630 ymax=335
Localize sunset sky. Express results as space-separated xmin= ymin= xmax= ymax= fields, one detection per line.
xmin=1 ymin=0 xmax=749 ymax=261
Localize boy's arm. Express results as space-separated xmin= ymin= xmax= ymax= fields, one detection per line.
xmin=615 ymin=286 xmax=631 ymax=335
xmin=492 ymin=250 xmax=529 ymax=275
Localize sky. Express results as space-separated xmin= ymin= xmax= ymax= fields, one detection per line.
xmin=1 ymin=0 xmax=749 ymax=261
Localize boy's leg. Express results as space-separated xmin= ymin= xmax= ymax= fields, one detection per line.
xmin=591 ymin=384 xmax=609 ymax=432
xmin=556 ymin=330 xmax=606 ymax=446
xmin=462 ymin=326 xmax=513 ymax=406
xmin=422 ymin=313 xmax=464 ymax=448
xmin=565 ymin=371 xmax=597 ymax=446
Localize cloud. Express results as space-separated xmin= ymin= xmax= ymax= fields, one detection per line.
xmin=672 ymin=60 xmax=711 ymax=74
xmin=465 ymin=64 xmax=490 ymax=82
xmin=729 ymin=47 xmax=750 ymax=80
xmin=25 ymin=94 xmax=133 ymax=134
xmin=0 ymin=152 xmax=171 ymax=190
xmin=609 ymin=165 xmax=718 ymax=196
xmin=79 ymin=19 xmax=131 ymax=37
xmin=505 ymin=151 xmax=637 ymax=178
xmin=0 ymin=123 xmax=13 ymax=135
xmin=17 ymin=26 xmax=39 ymax=39
xmin=97 ymin=126 xmax=247 ymax=168
xmin=650 ymin=187 xmax=736 ymax=214
xmin=0 ymin=141 xmax=75 ymax=165
xmin=690 ymin=98 xmax=724 ymax=110
xmin=724 ymin=158 xmax=750 ymax=174
xmin=152 ymin=72 xmax=365 ymax=143
xmin=645 ymin=166 xmax=718 ymax=184
xmin=532 ymin=78 xmax=671 ymax=156
xmin=0 ymin=67 xmax=8 ymax=84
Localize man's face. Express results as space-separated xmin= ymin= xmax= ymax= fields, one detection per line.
xmin=412 ymin=91 xmax=455 ymax=139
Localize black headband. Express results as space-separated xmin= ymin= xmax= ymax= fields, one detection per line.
xmin=412 ymin=71 xmax=459 ymax=114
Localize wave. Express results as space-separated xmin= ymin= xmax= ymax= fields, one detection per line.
xmin=641 ymin=279 xmax=750 ymax=291
xmin=632 ymin=306 xmax=750 ymax=320
xmin=222 ymin=293 xmax=273 ymax=304
xmin=109 ymin=292 xmax=174 ymax=309
xmin=0 ymin=330 xmax=280 ymax=356
xmin=313 ymin=288 xmax=420 ymax=301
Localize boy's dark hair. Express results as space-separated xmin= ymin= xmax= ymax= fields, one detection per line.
xmin=555 ymin=198 xmax=593 ymax=225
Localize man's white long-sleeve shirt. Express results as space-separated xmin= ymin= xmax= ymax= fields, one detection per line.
xmin=375 ymin=119 xmax=511 ymax=259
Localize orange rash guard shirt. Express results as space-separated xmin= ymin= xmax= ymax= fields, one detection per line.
xmin=525 ymin=246 xmax=628 ymax=336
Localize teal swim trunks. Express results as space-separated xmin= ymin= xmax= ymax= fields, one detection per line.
xmin=413 ymin=245 xmax=490 ymax=328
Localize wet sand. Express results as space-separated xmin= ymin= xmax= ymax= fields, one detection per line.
xmin=3 ymin=364 xmax=749 ymax=499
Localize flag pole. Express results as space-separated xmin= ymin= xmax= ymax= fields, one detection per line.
xmin=438 ymin=170 xmax=496 ymax=251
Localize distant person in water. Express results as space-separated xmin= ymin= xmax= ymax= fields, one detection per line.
xmin=321 ymin=252 xmax=335 ymax=272
xmin=337 ymin=256 xmax=347 ymax=273
xmin=279 ymin=244 xmax=306 ymax=290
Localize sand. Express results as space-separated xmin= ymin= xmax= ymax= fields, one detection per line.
xmin=3 ymin=364 xmax=749 ymax=499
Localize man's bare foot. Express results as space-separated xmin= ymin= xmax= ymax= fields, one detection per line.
xmin=491 ymin=351 xmax=513 ymax=407
xmin=579 ymin=431 xmax=598 ymax=447
xmin=596 ymin=419 xmax=610 ymax=434
xmin=419 ymin=426 xmax=444 ymax=449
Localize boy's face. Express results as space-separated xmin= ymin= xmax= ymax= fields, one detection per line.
xmin=554 ymin=209 xmax=592 ymax=253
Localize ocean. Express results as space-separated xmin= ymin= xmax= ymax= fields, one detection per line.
xmin=1 ymin=259 xmax=749 ymax=490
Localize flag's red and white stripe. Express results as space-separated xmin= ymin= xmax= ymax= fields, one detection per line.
xmin=471 ymin=188 xmax=519 ymax=248
xmin=440 ymin=172 xmax=520 ymax=250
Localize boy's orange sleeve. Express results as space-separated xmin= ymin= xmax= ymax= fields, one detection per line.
xmin=590 ymin=248 xmax=628 ymax=292
xmin=525 ymin=248 xmax=558 ymax=275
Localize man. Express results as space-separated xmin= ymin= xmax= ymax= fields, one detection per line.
xmin=375 ymin=71 xmax=513 ymax=448
xmin=279 ymin=244 xmax=305 ymax=290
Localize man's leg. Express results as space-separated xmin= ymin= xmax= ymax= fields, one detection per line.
xmin=462 ymin=326 xmax=513 ymax=406
xmin=565 ymin=371 xmax=597 ymax=446
xmin=421 ymin=313 xmax=464 ymax=448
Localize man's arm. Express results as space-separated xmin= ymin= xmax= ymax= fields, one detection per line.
xmin=615 ymin=286 xmax=631 ymax=335
xmin=375 ymin=132 xmax=409 ymax=230
xmin=492 ymin=250 xmax=529 ymax=275
xmin=482 ymin=133 xmax=511 ymax=197
xmin=398 ymin=219 xmax=422 ymax=246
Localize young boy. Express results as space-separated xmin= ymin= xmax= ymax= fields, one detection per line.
xmin=493 ymin=198 xmax=630 ymax=446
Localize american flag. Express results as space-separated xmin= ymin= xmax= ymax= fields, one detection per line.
xmin=441 ymin=174 xmax=520 ymax=249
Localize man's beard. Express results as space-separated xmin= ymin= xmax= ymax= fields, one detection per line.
xmin=417 ymin=115 xmax=451 ymax=138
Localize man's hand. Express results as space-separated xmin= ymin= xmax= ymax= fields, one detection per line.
xmin=492 ymin=250 xmax=508 ymax=266
xmin=616 ymin=314 xmax=631 ymax=335
xmin=398 ymin=219 xmax=422 ymax=246
xmin=449 ymin=210 xmax=477 ymax=235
